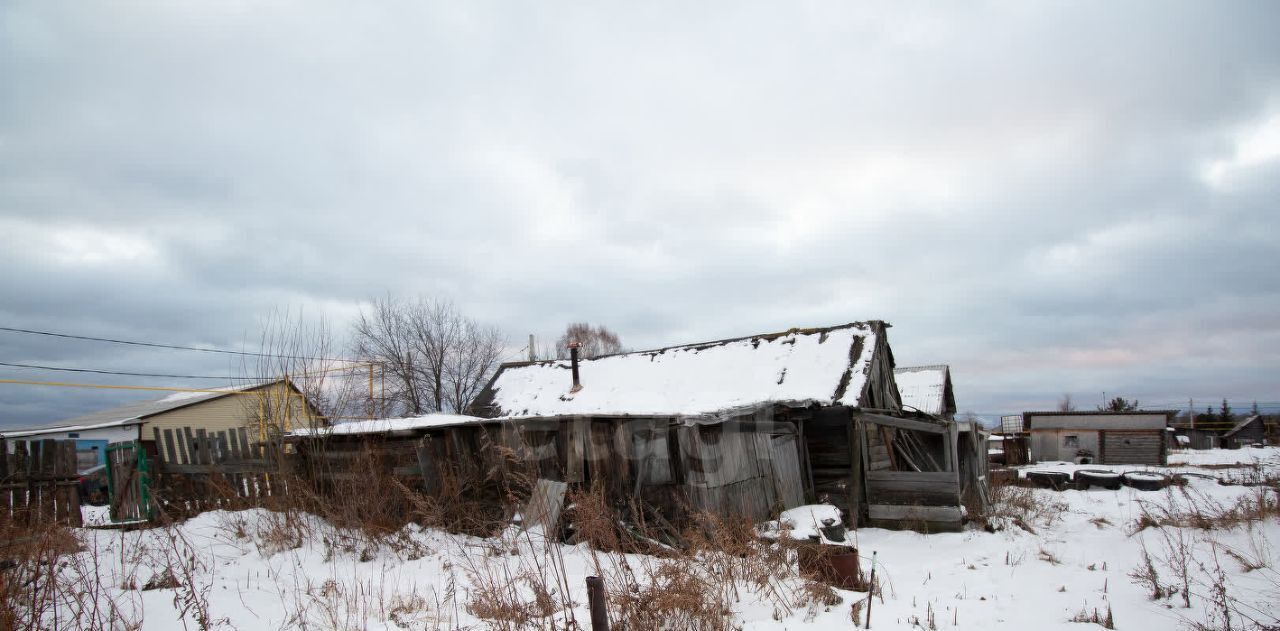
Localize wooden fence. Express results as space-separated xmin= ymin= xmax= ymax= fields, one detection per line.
xmin=146 ymin=427 xmax=289 ymax=518
xmin=0 ymin=438 xmax=83 ymax=527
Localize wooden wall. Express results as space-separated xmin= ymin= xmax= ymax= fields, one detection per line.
xmin=407 ymin=413 xmax=807 ymax=524
xmin=1100 ymin=430 xmax=1165 ymax=466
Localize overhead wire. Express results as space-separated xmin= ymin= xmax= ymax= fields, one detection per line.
xmin=0 ymin=325 xmax=361 ymax=363
xmin=0 ymin=360 xmax=260 ymax=380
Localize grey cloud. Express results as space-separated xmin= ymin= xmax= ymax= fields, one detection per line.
xmin=2 ymin=1 xmax=1279 ymax=424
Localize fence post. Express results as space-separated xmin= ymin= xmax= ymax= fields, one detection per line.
xmin=586 ymin=576 xmax=609 ymax=631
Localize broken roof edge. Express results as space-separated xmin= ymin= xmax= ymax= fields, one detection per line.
xmin=497 ymin=320 xmax=888 ymax=370
xmin=894 ymin=364 xmax=950 ymax=373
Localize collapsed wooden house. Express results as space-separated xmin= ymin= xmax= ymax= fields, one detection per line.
xmin=295 ymin=321 xmax=987 ymax=531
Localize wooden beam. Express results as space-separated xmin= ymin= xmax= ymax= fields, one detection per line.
xmin=857 ymin=412 xmax=947 ymax=434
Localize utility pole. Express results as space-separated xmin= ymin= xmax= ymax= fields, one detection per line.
xmin=529 ymin=334 xmax=536 ymax=362
xmin=1189 ymin=398 xmax=1195 ymax=429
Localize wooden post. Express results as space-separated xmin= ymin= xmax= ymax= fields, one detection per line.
xmin=28 ymin=440 xmax=43 ymax=524
xmin=40 ymin=439 xmax=58 ymax=523
xmin=847 ymin=416 xmax=864 ymax=528
xmin=0 ymin=438 xmax=9 ymax=523
xmin=13 ymin=441 xmax=29 ymax=525
xmin=864 ymin=551 xmax=877 ymax=629
xmin=61 ymin=441 xmax=82 ymax=526
xmin=586 ymin=576 xmax=610 ymax=631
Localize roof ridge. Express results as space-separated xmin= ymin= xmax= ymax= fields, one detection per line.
xmin=895 ymin=364 xmax=949 ymax=372
xmin=499 ymin=321 xmax=885 ymax=368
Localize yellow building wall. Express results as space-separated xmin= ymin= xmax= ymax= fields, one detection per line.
xmin=141 ymin=383 xmax=321 ymax=443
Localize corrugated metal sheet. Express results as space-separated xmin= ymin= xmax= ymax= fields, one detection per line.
xmin=893 ymin=365 xmax=951 ymax=416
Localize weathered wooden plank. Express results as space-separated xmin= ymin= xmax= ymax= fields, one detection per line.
xmin=0 ymin=439 xmax=9 ymax=520
xmin=864 ymin=489 xmax=960 ymax=507
xmin=228 ymin=429 xmax=242 ymax=461
xmin=865 ymin=477 xmax=960 ymax=494
xmin=196 ymin=429 xmax=212 ymax=466
xmin=866 ymin=470 xmax=958 ymax=483
xmin=523 ymin=478 xmax=568 ymax=532
xmin=180 ymin=427 xmax=196 ymax=465
xmin=868 ymin=504 xmax=963 ymax=522
xmin=768 ymin=433 xmax=805 ymax=509
xmin=610 ymin=420 xmax=633 ymax=497
xmin=415 ymin=437 xmax=439 ymax=494
xmin=568 ymin=417 xmax=586 ymax=481
xmin=40 ymin=439 xmax=58 ymax=523
xmin=61 ymin=441 xmax=82 ymax=526
xmin=849 ymin=420 xmax=863 ymax=526
xmin=27 ymin=441 xmax=43 ymax=523
xmin=13 ymin=441 xmax=29 ymax=524
xmin=159 ymin=429 xmax=176 ymax=465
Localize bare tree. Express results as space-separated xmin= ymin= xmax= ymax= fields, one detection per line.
xmin=554 ymin=322 xmax=624 ymax=359
xmin=1058 ymin=393 xmax=1075 ymax=412
xmin=239 ymin=307 xmax=364 ymax=438
xmin=351 ymin=295 xmax=426 ymax=415
xmin=351 ymin=296 xmax=508 ymax=415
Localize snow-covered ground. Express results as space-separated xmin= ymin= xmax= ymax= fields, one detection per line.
xmin=52 ymin=448 xmax=1280 ymax=630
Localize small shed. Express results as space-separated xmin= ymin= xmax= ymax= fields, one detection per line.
xmin=1172 ymin=427 xmax=1220 ymax=450
xmin=1222 ymin=415 xmax=1266 ymax=449
xmin=1024 ymin=411 xmax=1175 ymax=466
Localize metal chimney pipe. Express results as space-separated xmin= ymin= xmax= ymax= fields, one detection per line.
xmin=569 ymin=342 xmax=582 ymax=392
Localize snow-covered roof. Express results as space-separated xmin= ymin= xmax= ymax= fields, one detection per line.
xmin=472 ymin=322 xmax=883 ymax=418
xmin=893 ymin=365 xmax=954 ymax=416
xmin=0 ymin=417 xmax=144 ymax=439
xmin=289 ymin=413 xmax=484 ymax=437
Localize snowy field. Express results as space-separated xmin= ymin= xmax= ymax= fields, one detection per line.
xmin=38 ymin=448 xmax=1280 ymax=630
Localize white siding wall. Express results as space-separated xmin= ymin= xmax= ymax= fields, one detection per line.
xmin=4 ymin=424 xmax=140 ymax=444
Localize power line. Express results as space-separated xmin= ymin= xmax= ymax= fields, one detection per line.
xmin=0 ymin=325 xmax=360 ymax=363
xmin=0 ymin=377 xmax=303 ymax=397
xmin=0 ymin=361 xmax=258 ymax=381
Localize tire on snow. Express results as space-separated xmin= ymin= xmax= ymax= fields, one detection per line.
xmin=1073 ymin=469 xmax=1122 ymax=490
xmin=1025 ymin=471 xmax=1072 ymax=491
xmin=1121 ymin=471 xmax=1170 ymax=491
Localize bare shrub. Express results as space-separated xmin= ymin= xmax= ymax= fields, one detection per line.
xmin=1069 ymin=602 xmax=1115 ymax=629
xmin=610 ymin=560 xmax=734 ymax=631
xmin=0 ymin=520 xmax=144 ymax=631
xmin=980 ymin=483 xmax=1067 ymax=532
xmin=1132 ymin=486 xmax=1279 ymax=533
xmin=1130 ymin=544 xmax=1169 ymax=600
xmin=149 ymin=519 xmax=228 ymax=630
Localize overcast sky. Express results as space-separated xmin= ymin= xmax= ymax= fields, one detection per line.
xmin=2 ymin=1 xmax=1279 ymax=427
